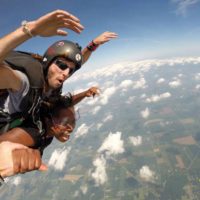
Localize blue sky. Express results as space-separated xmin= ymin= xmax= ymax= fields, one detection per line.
xmin=1 ymin=0 xmax=200 ymax=72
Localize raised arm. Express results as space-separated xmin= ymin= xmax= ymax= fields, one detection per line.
xmin=82 ymin=31 xmax=118 ymax=65
xmin=72 ymin=86 xmax=100 ymax=106
xmin=0 ymin=9 xmax=84 ymax=62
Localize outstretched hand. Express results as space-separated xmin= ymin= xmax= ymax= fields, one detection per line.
xmin=93 ymin=31 xmax=118 ymax=45
xmin=85 ymin=86 xmax=100 ymax=97
xmin=30 ymin=10 xmax=84 ymax=37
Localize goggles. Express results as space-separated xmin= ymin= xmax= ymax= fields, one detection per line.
xmin=54 ymin=59 xmax=76 ymax=76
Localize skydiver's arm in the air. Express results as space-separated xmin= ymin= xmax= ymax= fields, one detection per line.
xmin=72 ymin=86 xmax=100 ymax=106
xmin=0 ymin=141 xmax=47 ymax=178
xmin=82 ymin=31 xmax=118 ymax=65
xmin=0 ymin=10 xmax=84 ymax=62
xmin=0 ymin=10 xmax=84 ymax=91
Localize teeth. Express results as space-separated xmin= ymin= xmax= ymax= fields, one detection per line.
xmin=62 ymin=136 xmax=69 ymax=141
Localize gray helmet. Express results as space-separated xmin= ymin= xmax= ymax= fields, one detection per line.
xmin=42 ymin=40 xmax=82 ymax=72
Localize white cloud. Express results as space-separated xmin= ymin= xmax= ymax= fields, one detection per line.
xmin=169 ymin=79 xmax=181 ymax=88
xmin=48 ymin=147 xmax=71 ymax=171
xmin=126 ymin=96 xmax=135 ymax=104
xmin=86 ymin=97 xmax=99 ymax=106
xmin=92 ymin=106 xmax=101 ymax=115
xmin=129 ymin=136 xmax=142 ymax=146
xmin=133 ymin=77 xmax=147 ymax=89
xmin=141 ymin=107 xmax=150 ymax=119
xmin=75 ymin=123 xmax=90 ymax=138
xmin=195 ymin=73 xmax=200 ymax=80
xmin=195 ymin=84 xmax=200 ymax=89
xmin=103 ymin=86 xmax=117 ymax=96
xmin=160 ymin=92 xmax=172 ymax=98
xmin=103 ymin=81 xmax=115 ymax=88
xmin=73 ymin=191 xmax=79 ymax=198
xmin=119 ymin=79 xmax=133 ymax=89
xmin=100 ymin=86 xmax=117 ymax=105
xmin=157 ymin=78 xmax=165 ymax=84
xmin=87 ymin=81 xmax=99 ymax=87
xmin=178 ymin=73 xmax=183 ymax=77
xmin=146 ymin=92 xmax=171 ymax=103
xmin=140 ymin=94 xmax=146 ymax=98
xmin=98 ymin=132 xmax=125 ymax=157
xmin=139 ymin=165 xmax=155 ymax=182
xmin=80 ymin=185 xmax=88 ymax=194
xmin=10 ymin=176 xmax=22 ymax=186
xmin=96 ymin=123 xmax=103 ymax=130
xmin=103 ymin=114 xmax=113 ymax=123
xmin=91 ymin=155 xmax=107 ymax=186
xmin=172 ymin=0 xmax=199 ymax=16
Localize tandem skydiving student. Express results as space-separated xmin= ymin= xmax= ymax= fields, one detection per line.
xmin=0 ymin=8 xmax=117 ymax=135
xmin=0 ymin=86 xmax=99 ymax=179
xmin=0 ymin=86 xmax=100 ymax=155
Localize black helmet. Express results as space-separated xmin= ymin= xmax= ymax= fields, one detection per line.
xmin=42 ymin=40 xmax=82 ymax=72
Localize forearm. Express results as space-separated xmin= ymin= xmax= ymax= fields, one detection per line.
xmin=82 ymin=40 xmax=99 ymax=65
xmin=81 ymin=47 xmax=92 ymax=65
xmin=72 ymin=91 xmax=87 ymax=105
xmin=0 ymin=128 xmax=35 ymax=147
xmin=0 ymin=26 xmax=32 ymax=62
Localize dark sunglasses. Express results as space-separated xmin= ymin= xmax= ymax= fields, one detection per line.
xmin=54 ymin=59 xmax=75 ymax=75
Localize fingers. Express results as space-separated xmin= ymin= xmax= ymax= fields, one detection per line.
xmin=34 ymin=9 xmax=84 ymax=37
xmin=34 ymin=150 xmax=42 ymax=169
xmin=53 ymin=10 xmax=84 ymax=33
xmin=12 ymin=148 xmax=45 ymax=175
xmin=57 ymin=16 xmax=84 ymax=34
xmin=52 ymin=10 xmax=81 ymax=23
xmin=102 ymin=32 xmax=118 ymax=42
xmin=104 ymin=31 xmax=118 ymax=37
xmin=61 ymin=18 xmax=84 ymax=31
xmin=12 ymin=150 xmax=21 ymax=174
xmin=63 ymin=22 xmax=83 ymax=34
xmin=57 ymin=29 xmax=68 ymax=36
xmin=93 ymin=31 xmax=118 ymax=45
xmin=88 ymin=87 xmax=100 ymax=97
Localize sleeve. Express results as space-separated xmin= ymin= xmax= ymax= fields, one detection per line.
xmin=8 ymin=70 xmax=29 ymax=97
xmin=5 ymin=70 xmax=30 ymax=114
xmin=19 ymin=125 xmax=41 ymax=148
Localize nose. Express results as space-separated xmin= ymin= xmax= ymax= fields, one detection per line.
xmin=65 ymin=124 xmax=74 ymax=133
xmin=67 ymin=126 xmax=73 ymax=133
xmin=62 ymin=68 xmax=70 ymax=80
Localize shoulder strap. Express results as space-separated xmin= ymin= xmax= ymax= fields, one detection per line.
xmin=4 ymin=50 xmax=44 ymax=88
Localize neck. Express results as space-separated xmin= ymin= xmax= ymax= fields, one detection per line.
xmin=44 ymin=81 xmax=50 ymax=93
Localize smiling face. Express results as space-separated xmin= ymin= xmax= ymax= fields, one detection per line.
xmin=46 ymin=57 xmax=76 ymax=89
xmin=48 ymin=106 xmax=76 ymax=142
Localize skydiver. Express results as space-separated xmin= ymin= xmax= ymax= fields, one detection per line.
xmin=0 ymin=9 xmax=117 ymax=135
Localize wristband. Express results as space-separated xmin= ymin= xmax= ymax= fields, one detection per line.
xmin=87 ymin=40 xmax=99 ymax=52
xmin=21 ymin=20 xmax=34 ymax=37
